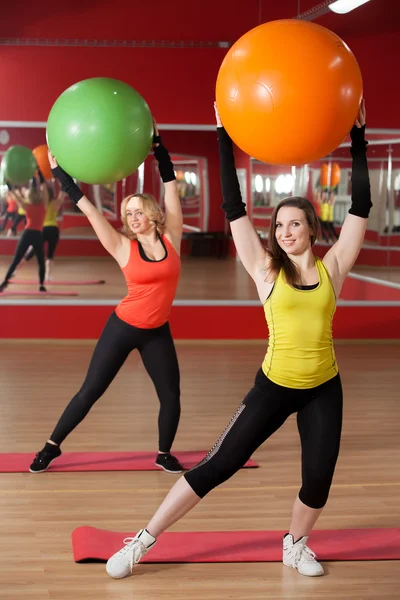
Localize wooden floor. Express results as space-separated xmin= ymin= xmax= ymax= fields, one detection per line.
xmin=0 ymin=341 xmax=399 ymax=599
xmin=1 ymin=255 xmax=400 ymax=301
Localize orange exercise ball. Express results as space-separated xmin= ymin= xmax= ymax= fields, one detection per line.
xmin=32 ymin=144 xmax=52 ymax=180
xmin=216 ymin=19 xmax=363 ymax=166
xmin=320 ymin=162 xmax=341 ymax=188
xmin=320 ymin=164 xmax=329 ymax=188
xmin=331 ymin=163 xmax=341 ymax=188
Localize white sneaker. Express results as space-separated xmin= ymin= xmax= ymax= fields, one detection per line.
xmin=106 ymin=529 xmax=156 ymax=579
xmin=282 ymin=533 xmax=324 ymax=577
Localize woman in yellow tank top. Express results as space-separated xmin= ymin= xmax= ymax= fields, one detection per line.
xmin=106 ymin=101 xmax=372 ymax=581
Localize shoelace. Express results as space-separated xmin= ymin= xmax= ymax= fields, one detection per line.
xmin=35 ymin=451 xmax=50 ymax=463
xmin=35 ymin=449 xmax=58 ymax=463
xmin=167 ymin=455 xmax=179 ymax=463
xmin=159 ymin=454 xmax=179 ymax=463
xmin=288 ymin=542 xmax=316 ymax=567
xmin=118 ymin=537 xmax=146 ymax=573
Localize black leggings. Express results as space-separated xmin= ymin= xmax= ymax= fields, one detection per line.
xmin=319 ymin=219 xmax=339 ymax=242
xmin=50 ymin=311 xmax=181 ymax=452
xmin=185 ymin=369 xmax=343 ymax=509
xmin=25 ymin=226 xmax=60 ymax=261
xmin=11 ymin=213 xmax=26 ymax=234
xmin=0 ymin=211 xmax=16 ymax=233
xmin=3 ymin=229 xmax=45 ymax=284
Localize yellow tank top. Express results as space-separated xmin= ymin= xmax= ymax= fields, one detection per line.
xmin=43 ymin=201 xmax=59 ymax=227
xmin=320 ymin=202 xmax=330 ymax=222
xmin=262 ymin=258 xmax=338 ymax=389
xmin=328 ymin=204 xmax=334 ymax=222
xmin=18 ymin=207 xmax=25 ymax=216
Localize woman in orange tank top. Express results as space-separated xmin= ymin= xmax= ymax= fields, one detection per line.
xmin=0 ymin=191 xmax=18 ymax=235
xmin=0 ymin=171 xmax=48 ymax=292
xmin=29 ymin=122 xmax=185 ymax=476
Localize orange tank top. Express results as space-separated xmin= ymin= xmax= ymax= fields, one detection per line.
xmin=6 ymin=195 xmax=17 ymax=213
xmin=25 ymin=204 xmax=46 ymax=231
xmin=116 ymin=235 xmax=181 ymax=329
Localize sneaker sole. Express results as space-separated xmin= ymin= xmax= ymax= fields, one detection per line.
xmin=29 ymin=455 xmax=61 ymax=474
xmin=154 ymin=462 xmax=183 ymax=474
xmin=282 ymin=560 xmax=324 ymax=577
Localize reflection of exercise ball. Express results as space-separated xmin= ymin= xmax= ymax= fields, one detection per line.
xmin=33 ymin=145 xmax=52 ymax=180
xmin=320 ymin=162 xmax=341 ymax=188
xmin=331 ymin=163 xmax=341 ymax=188
xmin=2 ymin=145 xmax=37 ymax=185
xmin=216 ymin=19 xmax=362 ymax=166
xmin=46 ymin=78 xmax=154 ymax=184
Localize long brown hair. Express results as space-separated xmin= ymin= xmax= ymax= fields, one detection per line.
xmin=266 ymin=197 xmax=319 ymax=287
xmin=120 ymin=193 xmax=166 ymax=240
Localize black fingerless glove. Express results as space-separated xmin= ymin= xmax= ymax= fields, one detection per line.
xmin=153 ymin=134 xmax=176 ymax=183
xmin=51 ymin=165 xmax=83 ymax=204
xmin=348 ymin=125 xmax=372 ymax=219
xmin=217 ymin=127 xmax=247 ymax=222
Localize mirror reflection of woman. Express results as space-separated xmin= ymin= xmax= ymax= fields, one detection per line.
xmin=22 ymin=186 xmax=66 ymax=281
xmin=0 ymin=172 xmax=49 ymax=292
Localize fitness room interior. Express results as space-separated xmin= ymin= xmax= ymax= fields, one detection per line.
xmin=0 ymin=1 xmax=399 ymax=598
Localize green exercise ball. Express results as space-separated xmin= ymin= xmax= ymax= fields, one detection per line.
xmin=2 ymin=146 xmax=37 ymax=185
xmin=46 ymin=78 xmax=154 ymax=184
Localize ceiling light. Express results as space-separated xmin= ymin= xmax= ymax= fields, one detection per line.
xmin=329 ymin=0 xmax=371 ymax=15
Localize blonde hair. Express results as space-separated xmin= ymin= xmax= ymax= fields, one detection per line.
xmin=27 ymin=187 xmax=43 ymax=205
xmin=120 ymin=193 xmax=166 ymax=239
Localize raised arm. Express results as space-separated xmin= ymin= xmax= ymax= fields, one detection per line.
xmin=52 ymin=190 xmax=67 ymax=213
xmin=153 ymin=121 xmax=183 ymax=253
xmin=215 ymin=104 xmax=268 ymax=281
xmin=7 ymin=185 xmax=29 ymax=211
xmin=324 ymin=100 xmax=371 ymax=289
xmin=48 ymin=152 xmax=129 ymax=266
xmin=36 ymin=168 xmax=49 ymax=208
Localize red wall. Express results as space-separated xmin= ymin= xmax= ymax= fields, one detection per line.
xmin=0 ymin=45 xmax=225 ymax=125
xmin=1 ymin=304 xmax=399 ymax=340
xmin=0 ymin=32 xmax=399 ymax=128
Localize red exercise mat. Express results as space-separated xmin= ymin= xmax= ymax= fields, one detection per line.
xmin=10 ymin=279 xmax=105 ymax=285
xmin=0 ymin=451 xmax=258 ymax=473
xmin=72 ymin=526 xmax=400 ymax=563
xmin=0 ymin=290 xmax=78 ymax=296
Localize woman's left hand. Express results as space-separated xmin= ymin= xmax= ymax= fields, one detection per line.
xmin=354 ymin=99 xmax=366 ymax=128
xmin=152 ymin=119 xmax=160 ymax=148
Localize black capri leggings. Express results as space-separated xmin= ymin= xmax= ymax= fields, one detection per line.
xmin=50 ymin=311 xmax=181 ymax=452
xmin=25 ymin=225 xmax=60 ymax=261
xmin=3 ymin=229 xmax=45 ymax=285
xmin=185 ymin=369 xmax=343 ymax=509
xmin=11 ymin=212 xmax=26 ymax=234
xmin=0 ymin=211 xmax=16 ymax=232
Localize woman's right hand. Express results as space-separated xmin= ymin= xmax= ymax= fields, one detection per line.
xmin=214 ymin=102 xmax=223 ymax=127
xmin=48 ymin=150 xmax=58 ymax=170
xmin=354 ymin=99 xmax=366 ymax=128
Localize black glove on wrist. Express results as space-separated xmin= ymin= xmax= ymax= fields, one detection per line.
xmin=218 ymin=127 xmax=247 ymax=222
xmin=51 ymin=165 xmax=83 ymax=204
xmin=348 ymin=125 xmax=372 ymax=219
xmin=153 ymin=136 xmax=176 ymax=183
